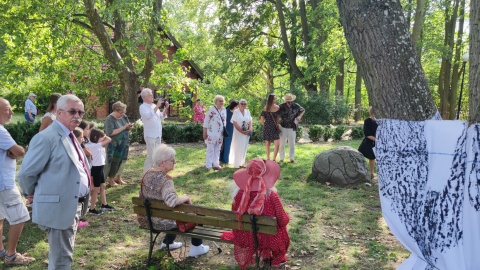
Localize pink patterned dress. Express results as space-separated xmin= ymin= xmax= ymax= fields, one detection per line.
xmin=193 ymin=105 xmax=205 ymax=124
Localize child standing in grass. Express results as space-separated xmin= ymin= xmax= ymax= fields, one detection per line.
xmin=72 ymin=127 xmax=91 ymax=229
xmin=79 ymin=121 xmax=95 ymax=164
xmin=85 ymin=128 xmax=115 ymax=215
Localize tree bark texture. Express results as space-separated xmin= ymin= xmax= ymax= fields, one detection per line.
xmin=438 ymin=0 xmax=460 ymax=119
xmin=335 ymin=57 xmax=345 ymax=96
xmin=336 ymin=0 xmax=437 ymax=120
xmin=354 ymin=66 xmax=363 ymax=122
xmin=469 ymin=0 xmax=480 ymax=124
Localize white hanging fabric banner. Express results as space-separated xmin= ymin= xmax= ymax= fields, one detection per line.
xmin=376 ymin=119 xmax=480 ymax=270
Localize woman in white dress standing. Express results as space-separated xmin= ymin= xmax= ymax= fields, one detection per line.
xmin=229 ymin=99 xmax=253 ymax=168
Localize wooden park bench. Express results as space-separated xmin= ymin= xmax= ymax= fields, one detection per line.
xmin=132 ymin=197 xmax=278 ymax=267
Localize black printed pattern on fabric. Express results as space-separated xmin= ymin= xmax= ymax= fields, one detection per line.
xmin=376 ymin=119 xmax=466 ymax=267
xmin=467 ymin=124 xmax=480 ymax=211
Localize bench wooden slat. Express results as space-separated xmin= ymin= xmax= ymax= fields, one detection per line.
xmin=157 ymin=229 xmax=233 ymax=244
xmin=133 ymin=206 xmax=277 ymax=235
xmin=133 ymin=196 xmax=280 ymax=267
xmin=132 ymin=197 xmax=277 ymax=226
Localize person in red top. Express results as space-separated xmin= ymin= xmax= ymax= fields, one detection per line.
xmin=222 ymin=158 xmax=290 ymax=269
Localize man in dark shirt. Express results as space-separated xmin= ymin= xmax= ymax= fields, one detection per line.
xmin=137 ymin=85 xmax=144 ymax=105
xmin=278 ymin=93 xmax=305 ymax=163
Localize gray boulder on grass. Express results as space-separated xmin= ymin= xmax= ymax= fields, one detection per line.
xmin=311 ymin=146 xmax=369 ymax=186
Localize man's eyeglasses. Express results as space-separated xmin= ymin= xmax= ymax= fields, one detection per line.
xmin=240 ymin=103 xmax=247 ymax=105
xmin=61 ymin=109 xmax=85 ymax=117
xmin=286 ymin=101 xmax=293 ymax=104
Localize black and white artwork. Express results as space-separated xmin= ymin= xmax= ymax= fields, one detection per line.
xmin=376 ymin=119 xmax=480 ymax=269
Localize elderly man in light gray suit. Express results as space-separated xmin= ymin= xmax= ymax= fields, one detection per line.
xmin=18 ymin=94 xmax=90 ymax=270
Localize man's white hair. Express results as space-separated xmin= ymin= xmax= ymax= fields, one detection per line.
xmin=57 ymin=94 xmax=83 ymax=110
xmin=141 ymin=88 xmax=153 ymax=98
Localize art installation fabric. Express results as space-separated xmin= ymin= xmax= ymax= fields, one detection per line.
xmin=376 ymin=119 xmax=480 ymax=270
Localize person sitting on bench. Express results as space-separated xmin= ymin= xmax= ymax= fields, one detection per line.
xmin=137 ymin=144 xmax=209 ymax=257
xmin=222 ymin=158 xmax=290 ymax=269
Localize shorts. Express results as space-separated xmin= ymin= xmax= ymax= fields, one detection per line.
xmin=0 ymin=187 xmax=30 ymax=225
xmin=91 ymin=165 xmax=106 ymax=187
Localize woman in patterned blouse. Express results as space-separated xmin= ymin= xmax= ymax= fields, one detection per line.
xmin=138 ymin=144 xmax=210 ymax=257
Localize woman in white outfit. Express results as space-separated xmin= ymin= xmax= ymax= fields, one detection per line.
xmin=229 ymin=99 xmax=253 ymax=168
xmin=203 ymin=95 xmax=226 ymax=170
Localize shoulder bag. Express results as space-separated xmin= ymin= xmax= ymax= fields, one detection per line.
xmin=215 ymin=106 xmax=229 ymax=137
xmin=270 ymin=112 xmax=281 ymax=133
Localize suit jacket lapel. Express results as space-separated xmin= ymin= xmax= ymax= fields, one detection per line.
xmin=52 ymin=122 xmax=79 ymax=166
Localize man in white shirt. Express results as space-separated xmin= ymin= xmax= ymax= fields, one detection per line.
xmin=24 ymin=93 xmax=37 ymax=123
xmin=139 ymin=88 xmax=169 ymax=174
xmin=0 ymin=98 xmax=35 ymax=266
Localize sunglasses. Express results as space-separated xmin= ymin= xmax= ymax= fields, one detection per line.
xmin=61 ymin=109 xmax=85 ymax=117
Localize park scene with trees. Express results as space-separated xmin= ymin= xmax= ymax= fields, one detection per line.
xmin=1 ymin=0 xmax=479 ymax=269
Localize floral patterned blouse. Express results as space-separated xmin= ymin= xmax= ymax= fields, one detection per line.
xmin=137 ymin=170 xmax=179 ymax=231
xmin=203 ymin=106 xmax=226 ymax=141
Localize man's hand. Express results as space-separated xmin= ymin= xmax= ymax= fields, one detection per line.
xmin=7 ymin=150 xmax=17 ymax=159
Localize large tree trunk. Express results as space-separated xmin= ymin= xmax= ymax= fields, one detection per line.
xmin=335 ymin=57 xmax=345 ymax=96
xmin=299 ymin=0 xmax=318 ymax=92
xmin=354 ymin=66 xmax=363 ymax=122
xmin=411 ymin=0 xmax=427 ymax=58
xmin=336 ymin=0 xmax=436 ymax=121
xmin=438 ymin=0 xmax=460 ymax=119
xmin=119 ymin=70 xmax=140 ymax=120
xmin=83 ymin=0 xmax=162 ymax=120
xmin=448 ymin=0 xmax=466 ymax=119
xmin=469 ymin=0 xmax=480 ymax=124
xmin=275 ymin=0 xmax=316 ymax=94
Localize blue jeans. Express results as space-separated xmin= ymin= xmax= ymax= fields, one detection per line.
xmin=24 ymin=112 xmax=35 ymax=123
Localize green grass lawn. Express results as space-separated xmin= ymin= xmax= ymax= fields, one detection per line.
xmin=8 ymin=140 xmax=408 ymax=269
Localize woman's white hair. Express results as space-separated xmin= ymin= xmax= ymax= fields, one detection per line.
xmin=152 ymin=144 xmax=176 ymax=165
xmin=213 ymin=95 xmax=225 ymax=104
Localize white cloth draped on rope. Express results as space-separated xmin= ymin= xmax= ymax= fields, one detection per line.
xmin=376 ymin=119 xmax=480 ymax=270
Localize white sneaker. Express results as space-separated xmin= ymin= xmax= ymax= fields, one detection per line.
xmin=188 ymin=244 xmax=210 ymax=257
xmin=160 ymin=241 xmax=183 ymax=250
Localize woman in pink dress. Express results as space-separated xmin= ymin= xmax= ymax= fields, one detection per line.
xmin=193 ymin=99 xmax=205 ymax=124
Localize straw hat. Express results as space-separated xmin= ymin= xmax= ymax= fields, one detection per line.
xmin=233 ymin=159 xmax=280 ymax=192
xmin=282 ymin=93 xmax=296 ymax=102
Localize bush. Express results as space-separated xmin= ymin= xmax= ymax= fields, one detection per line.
xmin=162 ymin=123 xmax=185 ymax=144
xmin=129 ymin=120 xmax=145 ymax=144
xmin=250 ymin=121 xmax=264 ymax=143
xmin=182 ymin=123 xmax=204 ymax=143
xmin=308 ymin=125 xmax=324 ymax=142
xmin=296 ymin=125 xmax=303 ymax=142
xmin=4 ymin=121 xmax=41 ymax=146
xmin=302 ymin=93 xmax=351 ymax=125
xmin=333 ymin=125 xmax=348 ymax=141
xmin=351 ymin=126 xmax=364 ymax=139
xmin=323 ymin=126 xmax=333 ymax=142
